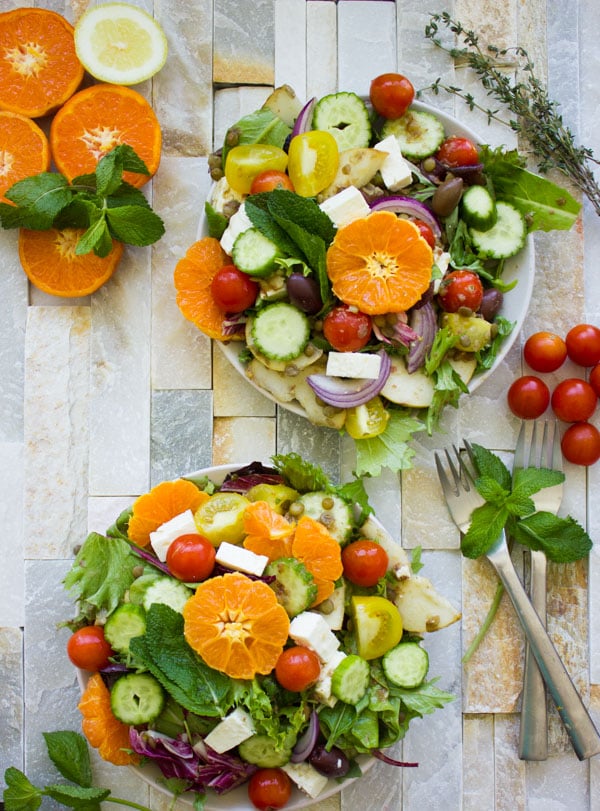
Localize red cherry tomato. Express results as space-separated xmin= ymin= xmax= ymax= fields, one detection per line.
xmin=414 ymin=219 xmax=436 ymax=249
xmin=275 ymin=646 xmax=321 ymax=692
xmin=437 ymin=270 xmax=484 ymax=313
xmin=435 ymin=136 xmax=480 ymax=167
xmin=369 ymin=72 xmax=415 ymax=119
xmin=323 ymin=305 xmax=372 ymax=352
xmin=211 ymin=265 xmax=259 ymax=313
xmin=565 ymin=323 xmax=600 ymax=367
xmin=561 ymin=422 xmax=600 ymax=465
xmin=589 ymin=364 xmax=600 ymax=397
xmin=67 ymin=626 xmax=114 ymax=671
xmin=166 ymin=534 xmax=216 ymax=582
xmin=341 ymin=540 xmax=388 ymax=587
xmin=523 ymin=331 xmax=568 ymax=373
xmin=507 ymin=375 xmax=550 ymax=419
xmin=248 ymin=768 xmax=292 ymax=811
xmin=250 ymin=169 xmax=294 ymax=194
xmin=551 ymin=378 xmax=597 ymax=423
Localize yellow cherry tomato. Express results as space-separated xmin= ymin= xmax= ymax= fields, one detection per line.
xmin=224 ymin=144 xmax=288 ymax=194
xmin=351 ymin=595 xmax=403 ymax=660
xmin=194 ymin=492 xmax=251 ymax=546
xmin=287 ymin=130 xmax=339 ymax=197
xmin=344 ymin=396 xmax=390 ymax=439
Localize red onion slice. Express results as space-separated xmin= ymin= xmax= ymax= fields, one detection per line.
xmin=368 ymin=196 xmax=442 ymax=241
xmin=373 ymin=749 xmax=418 ymax=768
xmin=291 ymin=97 xmax=316 ymax=138
xmin=307 ymin=349 xmax=391 ymax=408
xmin=290 ymin=710 xmax=320 ymax=762
xmin=406 ymin=300 xmax=437 ymax=373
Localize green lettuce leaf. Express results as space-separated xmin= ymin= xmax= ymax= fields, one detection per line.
xmin=354 ymin=410 xmax=424 ymax=476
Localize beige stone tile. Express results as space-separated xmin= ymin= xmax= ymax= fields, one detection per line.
xmin=212 ymin=416 xmax=276 ymax=465
xmin=463 ymin=715 xmax=495 ymax=811
xmin=213 ymin=0 xmax=275 ymax=85
xmin=213 ymin=342 xmax=276 ymax=417
xmin=402 ymin=463 xmax=459 ymax=549
xmin=493 ymin=715 xmax=526 ymax=811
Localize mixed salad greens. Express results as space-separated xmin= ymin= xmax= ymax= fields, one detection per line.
xmin=63 ymin=454 xmax=458 ymax=809
xmin=187 ymin=76 xmax=580 ymax=476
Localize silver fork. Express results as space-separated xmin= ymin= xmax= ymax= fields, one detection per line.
xmin=514 ymin=420 xmax=564 ymax=761
xmin=435 ymin=442 xmax=600 ymax=761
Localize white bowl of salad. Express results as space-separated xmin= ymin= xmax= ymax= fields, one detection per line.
xmin=175 ymin=76 xmax=579 ymax=475
xmin=65 ymin=455 xmax=460 ymax=810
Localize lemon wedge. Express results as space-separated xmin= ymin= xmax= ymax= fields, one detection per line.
xmin=74 ymin=2 xmax=168 ymax=85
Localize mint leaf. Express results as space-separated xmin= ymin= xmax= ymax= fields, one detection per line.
xmin=461 ymin=502 xmax=509 ymax=558
xmin=107 ymin=183 xmax=152 ymax=209
xmin=474 ymin=474 xmax=509 ymax=504
xmin=43 ymin=731 xmax=92 ymax=788
xmin=0 ymin=173 xmax=72 ymax=229
xmin=392 ymin=679 xmax=455 ymax=715
xmin=512 ymin=512 xmax=592 ymax=562
xmin=95 ymin=144 xmax=149 ymax=196
xmin=76 ymin=216 xmax=113 ymax=257
xmin=106 ymin=205 xmax=165 ymax=245
xmin=511 ymin=466 xmax=564 ymax=499
xmin=470 ymin=443 xmax=512 ymax=489
xmin=44 ymin=783 xmax=109 ymax=808
xmin=354 ymin=410 xmax=423 ymax=476
xmin=3 ymin=767 xmax=42 ymax=811
xmin=245 ymin=195 xmax=300 ymax=257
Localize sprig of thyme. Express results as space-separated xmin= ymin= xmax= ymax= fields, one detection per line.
xmin=424 ymin=12 xmax=600 ymax=216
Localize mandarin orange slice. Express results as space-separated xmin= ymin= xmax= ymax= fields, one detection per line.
xmin=128 ymin=478 xmax=209 ymax=548
xmin=326 ymin=210 xmax=433 ymax=314
xmin=78 ymin=673 xmax=140 ymax=766
xmin=0 ymin=112 xmax=50 ymax=203
xmin=292 ymin=515 xmax=343 ymax=606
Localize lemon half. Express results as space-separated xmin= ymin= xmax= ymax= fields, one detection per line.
xmin=74 ymin=2 xmax=168 ymax=85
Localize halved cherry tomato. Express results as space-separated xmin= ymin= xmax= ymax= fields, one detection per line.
xmin=561 ymin=422 xmax=600 ymax=466
xmin=275 ymin=646 xmax=321 ymax=691
xmin=435 ymin=136 xmax=480 ymax=167
xmin=225 ymin=144 xmax=288 ymax=194
xmin=351 ymin=595 xmax=403 ymax=660
xmin=323 ymin=305 xmax=372 ymax=352
xmin=342 ymin=540 xmax=388 ymax=587
xmin=507 ymin=375 xmax=550 ymax=419
xmin=565 ymin=323 xmax=600 ymax=367
xmin=250 ymin=169 xmax=294 ymax=194
xmin=414 ymin=219 xmax=436 ymax=249
xmin=166 ymin=534 xmax=216 ymax=582
xmin=211 ymin=265 xmax=259 ymax=313
xmin=369 ymin=72 xmax=415 ymax=119
xmin=248 ymin=768 xmax=292 ymax=811
xmin=67 ymin=625 xmax=114 ymax=671
xmin=523 ymin=331 xmax=567 ymax=373
xmin=437 ymin=270 xmax=483 ymax=313
xmin=344 ymin=396 xmax=389 ymax=439
xmin=551 ymin=378 xmax=597 ymax=423
xmin=287 ymin=130 xmax=339 ymax=197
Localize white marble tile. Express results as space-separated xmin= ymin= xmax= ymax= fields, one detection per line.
xmin=306 ymin=1 xmax=338 ymax=99
xmin=463 ymin=715 xmax=495 ymax=811
xmin=275 ymin=0 xmax=307 ymax=98
xmin=88 ymin=496 xmax=134 ymax=537
xmin=0 ymin=442 xmax=24 ymax=626
xmin=0 ymin=626 xmax=23 ymax=787
xmin=337 ymin=1 xmax=397 ymax=96
xmin=213 ymin=0 xmax=275 ymax=85
xmin=0 ymin=229 xmax=27 ymax=443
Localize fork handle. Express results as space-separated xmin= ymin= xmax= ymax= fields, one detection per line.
xmin=490 ymin=534 xmax=600 ymax=761
xmin=519 ymin=550 xmax=548 ymax=760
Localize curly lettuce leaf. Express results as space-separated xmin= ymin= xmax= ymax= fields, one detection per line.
xmin=354 ymin=410 xmax=424 ymax=476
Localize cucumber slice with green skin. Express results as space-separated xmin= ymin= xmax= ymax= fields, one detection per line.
xmin=331 ymin=654 xmax=370 ymax=704
xmin=266 ymin=556 xmax=318 ymax=617
xmin=104 ymin=603 xmax=146 ymax=655
xmin=312 ymin=91 xmax=372 ymax=150
xmin=469 ymin=200 xmax=526 ymax=259
xmin=460 ymin=184 xmax=497 ymax=231
xmin=238 ymin=734 xmax=292 ymax=767
xmin=110 ymin=672 xmax=166 ymax=725
xmin=381 ymin=110 xmax=445 ymax=160
xmin=251 ymin=302 xmax=310 ymax=361
xmin=141 ymin=576 xmax=193 ymax=614
xmin=382 ymin=642 xmax=429 ymax=688
xmin=232 ymin=228 xmax=281 ymax=277
xmin=298 ymin=491 xmax=353 ymax=545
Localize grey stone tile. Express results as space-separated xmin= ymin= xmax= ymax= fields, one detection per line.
xmin=214 ymin=0 xmax=275 ymax=85
xmin=151 ymin=389 xmax=213 ymax=485
xmin=277 ymin=409 xmax=342 ymax=482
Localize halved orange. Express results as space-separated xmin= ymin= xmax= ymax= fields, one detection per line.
xmin=0 ymin=8 xmax=84 ymax=118
xmin=128 ymin=478 xmax=209 ymax=548
xmin=49 ymin=83 xmax=161 ymax=187
xmin=326 ymin=211 xmax=433 ymax=314
xmin=78 ymin=673 xmax=140 ymax=766
xmin=18 ymin=227 xmax=123 ymax=297
xmin=0 ymin=112 xmax=50 ymax=203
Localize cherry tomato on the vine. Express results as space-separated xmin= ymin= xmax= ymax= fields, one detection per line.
xmin=275 ymin=646 xmax=321 ymax=692
xmin=435 ymin=136 xmax=480 ymax=167
xmin=561 ymin=422 xmax=600 ymax=466
xmin=67 ymin=625 xmax=114 ymax=671
xmin=250 ymin=169 xmax=294 ymax=194
xmin=523 ymin=331 xmax=567 ymax=373
xmin=413 ymin=219 xmax=436 ymax=249
xmin=369 ymin=72 xmax=415 ymax=119
xmin=551 ymin=378 xmax=597 ymax=423
xmin=437 ymin=270 xmax=483 ymax=313
xmin=565 ymin=323 xmax=600 ymax=367
xmin=589 ymin=364 xmax=600 ymax=398
xmin=248 ymin=768 xmax=292 ymax=811
xmin=507 ymin=375 xmax=550 ymax=419
xmin=211 ymin=265 xmax=259 ymax=313
xmin=342 ymin=539 xmax=388 ymax=587
xmin=166 ymin=534 xmax=216 ymax=582
xmin=323 ymin=305 xmax=372 ymax=352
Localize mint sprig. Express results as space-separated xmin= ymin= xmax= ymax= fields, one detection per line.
xmin=0 ymin=144 xmax=165 ymax=257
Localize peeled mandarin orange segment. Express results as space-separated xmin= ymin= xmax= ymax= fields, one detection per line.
xmin=128 ymin=479 xmax=209 ymax=548
xmin=78 ymin=673 xmax=140 ymax=766
xmin=243 ymin=533 xmax=294 ymax=561
xmin=49 ymin=84 xmax=161 ymax=188
xmin=326 ymin=211 xmax=433 ymax=315
xmin=183 ymin=572 xmax=290 ymax=680
xmin=18 ymin=227 xmax=123 ymax=297
xmin=292 ymin=515 xmax=343 ymax=606
xmin=174 ymin=237 xmax=233 ymax=341
xmin=0 ymin=8 xmax=84 ymax=118
xmin=243 ymin=500 xmax=296 ymax=540
xmin=0 ymin=112 xmax=50 ymax=203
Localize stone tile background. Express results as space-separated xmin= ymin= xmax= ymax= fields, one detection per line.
xmin=1 ymin=0 xmax=599 ymax=809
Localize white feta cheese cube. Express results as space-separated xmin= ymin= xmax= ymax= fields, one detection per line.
xmin=374 ymin=134 xmax=413 ymax=191
xmin=289 ymin=611 xmax=340 ymax=663
xmin=215 ymin=541 xmax=268 ymax=576
xmin=203 ymin=707 xmax=255 ymax=754
xmin=150 ymin=509 xmax=199 ymax=562
xmin=219 ymin=202 xmax=253 ymax=256
xmin=319 ymin=186 xmax=370 ymax=228
xmin=315 ymin=583 xmax=346 ymax=630
xmin=326 ymin=351 xmax=381 ymax=380
xmin=313 ymin=649 xmax=347 ymax=706
xmin=282 ymin=761 xmax=329 ymax=799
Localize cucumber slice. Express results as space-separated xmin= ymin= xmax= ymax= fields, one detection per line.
xmin=251 ymin=302 xmax=310 ymax=362
xmin=238 ymin=733 xmax=292 ymax=767
xmin=460 ymin=184 xmax=497 ymax=231
xmin=331 ymin=654 xmax=370 ymax=704
xmin=110 ymin=672 xmax=165 ymax=725
xmin=266 ymin=556 xmax=318 ymax=617
xmin=232 ymin=228 xmax=281 ymax=277
xmin=469 ymin=200 xmax=526 ymax=259
xmin=298 ymin=491 xmax=353 ymax=545
xmin=381 ymin=110 xmax=445 ymax=160
xmin=382 ymin=641 xmax=429 ymax=688
xmin=312 ymin=91 xmax=372 ymax=150
xmin=104 ymin=603 xmax=146 ymax=655
xmin=141 ymin=576 xmax=193 ymax=613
